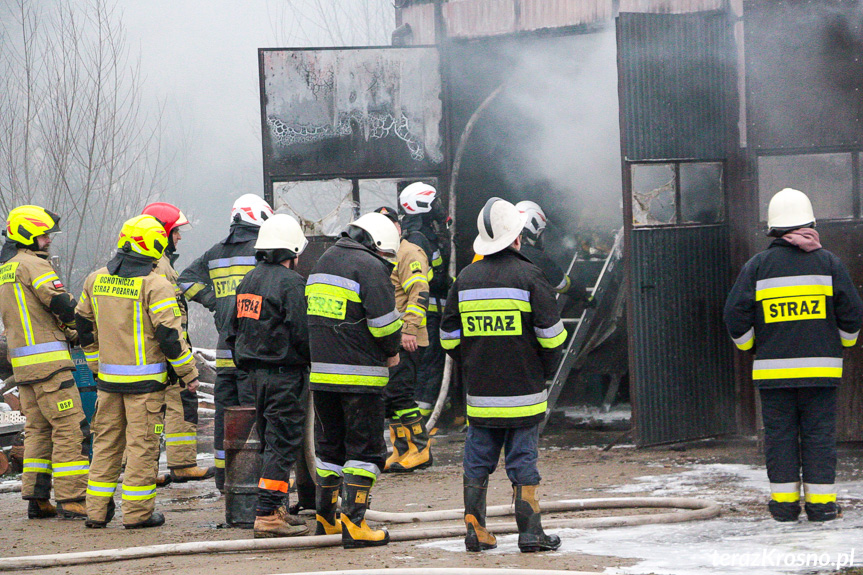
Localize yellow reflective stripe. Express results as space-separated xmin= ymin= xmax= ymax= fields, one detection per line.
xmin=752 ymin=367 xmax=842 ymax=380
xmin=23 ymin=458 xmax=52 ymax=474
xmin=84 ymin=350 xmax=99 ymax=361
xmin=216 ymin=358 xmax=235 ymax=368
xmin=11 ymin=350 xmax=72 ymax=367
xmin=310 ymin=372 xmax=388 ymax=387
xmin=440 ymin=337 xmax=460 ymax=350
xmin=737 ymin=339 xmax=754 ymax=351
xmin=214 ymin=459 xmax=225 ymax=468
xmin=121 ymin=484 xmax=157 ymax=500
xmin=14 ymin=283 xmax=35 ymax=345
xmin=149 ymin=297 xmax=178 ymax=313
xmin=459 ymin=299 xmax=532 ymax=313
xmin=169 ymin=349 xmax=194 ymax=367
xmin=402 ymin=274 xmax=428 ymax=291
xmin=183 ymin=283 xmax=206 ymax=299
xmin=305 ymin=283 xmax=362 ymax=303
xmin=467 ymin=401 xmax=547 ymax=419
xmin=32 ymin=271 xmax=59 ymax=289
xmin=771 ymin=492 xmax=800 ymax=503
xmin=99 ymin=371 xmax=168 ymax=384
xmin=756 ymin=285 xmax=833 ymax=301
xmin=805 ymin=493 xmax=836 ymax=504
xmin=537 ymin=331 xmax=567 ymax=349
xmin=405 ymin=304 xmax=426 ymax=317
xmin=369 ymin=318 xmax=403 ymax=338
xmin=432 ymin=256 xmax=443 ymax=267
xmin=208 ymin=265 xmax=255 ymax=279
xmin=86 ymin=481 xmax=118 ymax=496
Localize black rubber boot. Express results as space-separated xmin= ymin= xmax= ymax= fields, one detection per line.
xmin=383 ymin=418 xmax=409 ymax=472
xmin=768 ymin=500 xmax=801 ymax=522
xmin=514 ymin=485 xmax=561 ymax=553
xmin=340 ymin=473 xmax=389 ymax=549
xmin=215 ymin=467 xmax=225 ymax=493
xmin=85 ymin=499 xmax=116 ymax=528
xmin=315 ymin=473 xmax=342 ymax=535
xmin=125 ymin=511 xmax=166 ymax=529
xmin=464 ymin=475 xmax=496 ymax=552
xmin=805 ymin=501 xmax=841 ymax=522
xmin=388 ymin=410 xmax=433 ymax=472
xmin=27 ymin=499 xmax=56 ymax=519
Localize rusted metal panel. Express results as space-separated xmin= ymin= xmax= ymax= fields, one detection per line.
xmin=620 ymin=0 xmax=724 ymax=13
xmin=618 ymin=11 xmax=736 ymax=161
xmin=444 ymin=0 xmax=517 ymax=38
xmin=519 ymin=0 xmax=613 ymax=31
xmin=400 ymin=2 xmax=437 ymax=44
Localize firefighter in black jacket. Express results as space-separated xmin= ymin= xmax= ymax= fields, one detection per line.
xmin=178 ymin=194 xmax=273 ymax=490
xmin=441 ymin=197 xmax=565 ymax=553
xmin=226 ymin=214 xmax=311 ymax=538
xmin=725 ymin=188 xmax=863 ymax=522
xmin=307 ymin=212 xmax=402 ymax=549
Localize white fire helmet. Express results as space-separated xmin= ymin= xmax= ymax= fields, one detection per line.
xmin=349 ymin=212 xmax=400 ymax=257
xmin=515 ymin=200 xmax=547 ymax=241
xmin=767 ymin=188 xmax=815 ymax=232
xmin=399 ymin=182 xmax=437 ymax=215
xmin=473 ymin=197 xmax=528 ymax=256
xmin=254 ymin=213 xmax=308 ymax=256
xmin=231 ymin=194 xmax=274 ymax=226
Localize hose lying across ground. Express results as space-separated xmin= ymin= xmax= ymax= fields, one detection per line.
xmin=0 ymin=496 xmax=721 ymax=571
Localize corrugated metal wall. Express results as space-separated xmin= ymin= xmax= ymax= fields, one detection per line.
xmin=519 ymin=0 xmax=613 ymax=31
xmin=620 ymin=0 xmax=724 ymax=13
xmin=444 ymin=0 xmax=517 ymax=38
xmin=400 ymin=2 xmax=438 ymax=44
xmin=629 ymin=226 xmax=737 ymax=445
xmin=618 ymin=11 xmax=736 ymax=161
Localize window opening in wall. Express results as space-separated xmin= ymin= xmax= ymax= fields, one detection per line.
xmin=631 ymin=161 xmax=725 ymax=227
xmin=757 ymin=153 xmax=856 ymax=221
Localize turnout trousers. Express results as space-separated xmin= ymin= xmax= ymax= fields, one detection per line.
xmin=251 ymin=366 xmax=306 ymax=514
xmin=163 ymin=383 xmax=199 ymax=469
xmin=86 ymin=388 xmax=166 ymax=525
xmin=415 ymin=312 xmax=445 ymax=416
xmin=383 ymin=349 xmax=421 ymax=418
xmin=313 ymin=390 xmax=386 ymax=478
xmin=19 ymin=372 xmax=90 ymax=502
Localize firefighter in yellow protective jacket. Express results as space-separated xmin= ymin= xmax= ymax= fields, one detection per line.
xmin=76 ymin=215 xmax=199 ymax=529
xmin=0 ymin=206 xmax=89 ymax=520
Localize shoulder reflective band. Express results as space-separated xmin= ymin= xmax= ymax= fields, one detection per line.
xmin=306 ymin=273 xmax=362 ymax=303
xmin=0 ymin=261 xmax=18 ymax=284
xmin=93 ymin=275 xmax=143 ymax=299
xmin=208 ymin=256 xmax=256 ymax=298
xmin=149 ymin=297 xmax=178 ymax=314
xmin=23 ymin=458 xmax=52 ymax=474
xmin=458 ymin=287 xmax=531 ymax=313
xmin=732 ymin=327 xmax=754 ymax=350
xmin=803 ymin=482 xmax=836 ymax=504
xmin=310 ymin=362 xmax=388 ymax=387
xmin=216 ymin=348 xmax=235 ymax=369
xmin=99 ymin=362 xmax=168 ymax=384
xmin=121 ymin=483 xmax=157 ymax=501
xmin=9 ymin=341 xmax=71 ymax=368
xmin=32 ymin=271 xmax=60 ymax=290
xmin=755 ymin=275 xmax=832 ymax=301
xmin=168 ymin=349 xmax=194 ymax=367
xmin=839 ymin=328 xmax=859 ymax=347
xmin=14 ymin=283 xmax=35 ymax=345
xmin=367 ymin=308 xmax=403 ymax=338
xmin=534 ymin=320 xmax=567 ymax=348
xmin=752 ymin=357 xmax=842 ymax=380
xmin=466 ymin=390 xmax=548 ymax=419
xmin=179 ymin=281 xmax=206 ymax=300
xmin=86 ymin=480 xmax=118 ymax=497
xmin=440 ymin=328 xmax=461 ymax=349
xmin=53 ymin=460 xmax=89 ymax=477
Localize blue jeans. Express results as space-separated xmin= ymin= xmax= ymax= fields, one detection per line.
xmin=463 ymin=424 xmax=541 ymax=485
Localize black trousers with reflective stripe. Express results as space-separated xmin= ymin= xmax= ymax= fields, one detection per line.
xmin=314 ymin=390 xmax=386 ymax=473
xmin=760 ymin=387 xmax=837 ymax=486
xmin=383 ymin=348 xmax=420 ymax=418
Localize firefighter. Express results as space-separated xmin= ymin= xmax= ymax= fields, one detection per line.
xmin=374 ymin=207 xmax=433 ymax=472
xmin=724 ymin=188 xmax=863 ymax=523
xmin=141 ymin=202 xmax=215 ymax=485
xmin=178 ymin=194 xmax=273 ymax=491
xmin=307 ymin=212 xmax=402 ymax=548
xmin=399 ymin=182 xmax=450 ymax=420
xmin=225 ymin=214 xmax=311 ymax=538
xmin=76 ymin=215 xmax=199 ymax=529
xmin=440 ymin=197 xmax=565 ymax=553
xmin=0 ymin=206 xmax=89 ymax=519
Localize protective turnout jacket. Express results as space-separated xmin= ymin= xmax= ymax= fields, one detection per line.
xmin=177 ymin=223 xmax=258 ymax=370
xmin=724 ymin=238 xmax=863 ymax=389
xmin=154 ymin=251 xmax=188 ymax=335
xmin=440 ymin=247 xmax=566 ymax=427
xmin=0 ymin=247 xmax=76 ymax=384
xmin=226 ymin=260 xmax=310 ymax=370
xmin=76 ymin=258 xmax=198 ymax=394
xmin=393 ymin=239 xmax=430 ymax=346
xmin=402 ymin=216 xmax=448 ymax=313
xmin=306 ymin=237 xmax=402 ymax=394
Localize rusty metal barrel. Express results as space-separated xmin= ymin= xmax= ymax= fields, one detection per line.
xmin=223 ymin=406 xmax=261 ymax=528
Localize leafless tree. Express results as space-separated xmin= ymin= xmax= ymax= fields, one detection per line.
xmin=268 ymin=0 xmax=394 ymax=47
xmin=0 ymin=0 xmax=172 ymax=289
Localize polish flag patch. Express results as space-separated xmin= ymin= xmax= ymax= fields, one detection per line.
xmin=52 ymin=280 xmax=64 ymax=289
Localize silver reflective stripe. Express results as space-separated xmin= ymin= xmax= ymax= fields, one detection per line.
xmin=166 ymin=435 xmax=196 ymax=443
xmin=534 ymin=320 xmax=564 ymax=339
xmin=840 ymin=329 xmax=859 ymax=340
xmin=178 ymin=282 xmax=193 ymax=290
xmin=770 ymin=482 xmax=800 ymax=492
xmin=311 ymin=362 xmax=389 ymax=377
xmin=440 ymin=329 xmax=462 ymax=340
xmin=803 ymin=483 xmax=835 ymax=494
xmin=208 ymin=256 xmax=257 ymax=269
xmin=416 ymin=401 xmax=434 ymax=410
xmin=467 ymin=390 xmax=548 ymax=408
xmin=732 ymin=327 xmax=754 ymax=346
xmin=367 ymin=308 xmax=401 ymax=328
xmin=755 ymin=275 xmax=832 ymax=291
xmin=459 ymin=288 xmax=530 ymax=302
xmin=87 ymin=484 xmax=116 ymax=494
xmin=344 ymin=459 xmax=381 ymax=477
xmin=554 ymin=277 xmax=568 ymax=291
xmin=99 ymin=363 xmax=167 ymax=376
xmin=216 ymin=349 xmax=233 ymax=359
xmin=307 ymin=273 xmax=361 ymax=295
xmin=9 ymin=341 xmax=70 ymax=358
xmin=215 ymin=450 xmax=226 ymax=459
xmin=316 ymin=458 xmax=343 ymax=476
xmin=752 ymin=357 xmax=843 ymax=370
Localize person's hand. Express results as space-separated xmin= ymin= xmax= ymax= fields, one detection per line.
xmin=386 ymin=355 xmax=400 ymax=368
xmin=401 ymin=333 xmax=418 ymax=352
xmin=186 ymin=379 xmax=200 ymax=393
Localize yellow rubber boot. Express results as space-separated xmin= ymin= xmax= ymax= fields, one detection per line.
xmin=388 ymin=410 xmax=432 ymax=472
xmin=384 ymin=419 xmax=410 ymax=472
xmin=315 ymin=472 xmax=343 ymax=535
xmin=340 ymin=472 xmax=388 ymax=549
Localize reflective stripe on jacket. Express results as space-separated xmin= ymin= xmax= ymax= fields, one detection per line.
xmin=724 ymin=238 xmax=863 ymax=389
xmin=440 ymin=247 xmax=565 ymax=427
xmin=392 ymin=239 xmax=429 ymax=346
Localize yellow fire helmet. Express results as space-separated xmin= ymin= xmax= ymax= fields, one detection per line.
xmin=5 ymin=205 xmax=61 ymax=246
xmin=117 ymin=214 xmax=169 ymax=260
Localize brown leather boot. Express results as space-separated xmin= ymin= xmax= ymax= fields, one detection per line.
xmin=57 ymin=500 xmax=88 ymax=519
xmin=27 ymin=499 xmax=56 ymax=519
xmin=170 ymin=466 xmax=216 ymax=483
xmin=254 ymin=506 xmax=310 ymax=538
